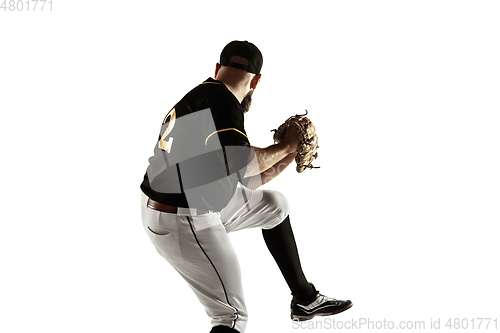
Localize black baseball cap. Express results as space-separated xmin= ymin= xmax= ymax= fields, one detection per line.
xmin=219 ymin=40 xmax=263 ymax=75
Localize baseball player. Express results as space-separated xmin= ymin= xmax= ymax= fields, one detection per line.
xmin=140 ymin=40 xmax=352 ymax=333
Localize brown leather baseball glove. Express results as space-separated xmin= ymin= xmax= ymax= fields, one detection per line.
xmin=272 ymin=110 xmax=319 ymax=173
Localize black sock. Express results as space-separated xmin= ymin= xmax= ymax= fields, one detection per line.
xmin=262 ymin=215 xmax=314 ymax=300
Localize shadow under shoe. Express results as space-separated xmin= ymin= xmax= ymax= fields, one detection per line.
xmin=210 ymin=325 xmax=240 ymax=333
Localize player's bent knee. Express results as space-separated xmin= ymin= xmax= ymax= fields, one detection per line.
xmin=272 ymin=190 xmax=290 ymax=218
xmin=263 ymin=190 xmax=290 ymax=223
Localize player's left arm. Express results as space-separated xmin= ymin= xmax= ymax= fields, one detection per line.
xmin=245 ymin=152 xmax=296 ymax=190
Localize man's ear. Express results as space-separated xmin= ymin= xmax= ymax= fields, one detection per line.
xmin=250 ymin=74 xmax=262 ymax=90
xmin=215 ymin=63 xmax=222 ymax=78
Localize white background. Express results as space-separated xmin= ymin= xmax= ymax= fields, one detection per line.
xmin=1 ymin=1 xmax=499 ymax=332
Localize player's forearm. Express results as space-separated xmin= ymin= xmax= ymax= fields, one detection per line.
xmin=245 ymin=143 xmax=293 ymax=177
xmin=245 ymin=152 xmax=296 ymax=190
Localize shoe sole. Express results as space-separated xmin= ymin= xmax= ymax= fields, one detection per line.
xmin=291 ymin=302 xmax=353 ymax=321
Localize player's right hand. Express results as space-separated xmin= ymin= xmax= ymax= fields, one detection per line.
xmin=279 ymin=124 xmax=300 ymax=154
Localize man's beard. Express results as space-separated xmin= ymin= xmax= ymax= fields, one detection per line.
xmin=241 ymin=89 xmax=254 ymax=114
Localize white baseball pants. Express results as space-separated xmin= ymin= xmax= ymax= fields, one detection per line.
xmin=140 ymin=183 xmax=290 ymax=333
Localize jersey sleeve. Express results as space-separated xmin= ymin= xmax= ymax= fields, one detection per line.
xmin=205 ymin=90 xmax=251 ymax=185
xmin=206 ymin=91 xmax=250 ymax=147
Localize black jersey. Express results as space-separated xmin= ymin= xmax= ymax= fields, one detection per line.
xmin=140 ymin=78 xmax=251 ymax=211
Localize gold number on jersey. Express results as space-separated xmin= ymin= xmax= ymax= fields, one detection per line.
xmin=158 ymin=108 xmax=176 ymax=153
